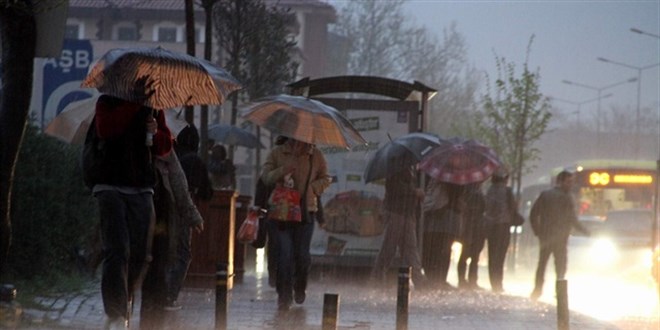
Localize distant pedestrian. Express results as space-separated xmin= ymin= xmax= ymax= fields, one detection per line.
xmin=208 ymin=145 xmax=236 ymax=190
xmin=483 ymin=168 xmax=516 ymax=293
xmin=529 ymin=170 xmax=589 ymax=300
xmin=371 ymin=166 xmax=427 ymax=288
xmin=456 ymin=183 xmax=486 ymax=289
xmin=422 ymin=182 xmax=463 ymax=290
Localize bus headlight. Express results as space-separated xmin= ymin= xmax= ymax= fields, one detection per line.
xmin=590 ymin=238 xmax=619 ymax=266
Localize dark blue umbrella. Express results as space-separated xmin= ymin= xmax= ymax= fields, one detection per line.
xmin=364 ymin=132 xmax=444 ymax=183
xmin=207 ymin=124 xmax=264 ymax=149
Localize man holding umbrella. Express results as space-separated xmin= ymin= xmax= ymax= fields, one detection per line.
xmin=83 ymin=94 xmax=172 ymax=329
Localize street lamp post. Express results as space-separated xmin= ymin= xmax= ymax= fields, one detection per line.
xmin=551 ymin=93 xmax=614 ymax=130
xmin=550 ymin=94 xmax=613 ymax=157
xmin=562 ymin=77 xmax=637 ymax=151
xmin=631 ymin=27 xmax=660 ymax=39
xmin=630 ymin=26 xmax=660 ymax=293
xmin=597 ymin=57 xmax=660 ymax=157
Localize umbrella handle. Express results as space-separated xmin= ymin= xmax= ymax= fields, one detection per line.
xmin=145 ymin=109 xmax=157 ymax=146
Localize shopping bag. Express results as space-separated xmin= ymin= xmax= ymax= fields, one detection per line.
xmin=237 ymin=206 xmax=261 ymax=243
xmin=267 ymin=174 xmax=302 ymax=222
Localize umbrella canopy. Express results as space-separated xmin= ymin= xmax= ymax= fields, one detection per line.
xmin=240 ymin=94 xmax=366 ymax=148
xmin=418 ymin=137 xmax=502 ymax=185
xmin=44 ymin=96 xmax=189 ymax=144
xmin=81 ymin=47 xmax=242 ymax=110
xmin=207 ymin=124 xmax=264 ymax=149
xmin=364 ymin=132 xmax=444 ymax=183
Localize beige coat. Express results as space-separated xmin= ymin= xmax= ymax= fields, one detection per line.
xmin=261 ymin=143 xmax=330 ymax=212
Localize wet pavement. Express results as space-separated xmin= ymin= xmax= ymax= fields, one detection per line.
xmin=13 ymin=268 xmax=657 ymax=330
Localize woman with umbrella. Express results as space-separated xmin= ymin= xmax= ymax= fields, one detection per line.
xmin=261 ymin=138 xmax=331 ymax=311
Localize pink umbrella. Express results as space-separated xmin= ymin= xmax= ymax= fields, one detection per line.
xmin=418 ymin=137 xmax=502 ymax=185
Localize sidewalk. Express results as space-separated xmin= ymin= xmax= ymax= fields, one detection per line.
xmin=16 ymin=270 xmax=630 ymax=330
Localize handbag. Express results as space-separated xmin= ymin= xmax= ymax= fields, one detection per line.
xmin=237 ymin=206 xmax=261 ymax=243
xmin=267 ymin=174 xmax=302 ymax=222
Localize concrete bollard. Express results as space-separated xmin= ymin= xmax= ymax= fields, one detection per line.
xmin=216 ymin=263 xmax=229 ymax=330
xmin=322 ymin=293 xmax=340 ymax=330
xmin=396 ymin=267 xmax=411 ymax=330
xmin=556 ymin=279 xmax=569 ymax=330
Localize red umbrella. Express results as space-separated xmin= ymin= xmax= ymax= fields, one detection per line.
xmin=418 ymin=137 xmax=501 ymax=185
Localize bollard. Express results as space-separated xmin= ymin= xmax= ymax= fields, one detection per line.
xmin=216 ymin=263 xmax=229 ymax=330
xmin=322 ymin=293 xmax=340 ymax=330
xmin=396 ymin=267 xmax=411 ymax=330
xmin=556 ymin=279 xmax=569 ymax=330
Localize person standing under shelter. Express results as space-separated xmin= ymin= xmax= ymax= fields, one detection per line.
xmin=423 ymin=182 xmax=462 ymax=290
xmin=261 ymin=138 xmax=331 ymax=311
xmin=83 ymin=94 xmax=172 ymax=329
xmin=529 ymin=170 xmax=589 ymax=300
xmin=372 ymin=166 xmax=427 ymax=288
xmin=456 ymin=183 xmax=486 ymax=289
xmin=483 ymin=169 xmax=516 ymax=293
xmin=208 ymin=144 xmax=236 ymax=190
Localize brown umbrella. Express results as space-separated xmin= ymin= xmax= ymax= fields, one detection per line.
xmin=240 ymin=94 xmax=366 ymax=148
xmin=81 ymin=47 xmax=242 ymax=110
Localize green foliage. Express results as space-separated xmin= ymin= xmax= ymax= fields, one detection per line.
xmin=477 ymin=36 xmax=552 ymax=197
xmin=213 ymin=0 xmax=299 ymax=125
xmin=7 ymin=123 xmax=97 ymax=280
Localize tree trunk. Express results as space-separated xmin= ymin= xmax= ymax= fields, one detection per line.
xmin=0 ymin=2 xmax=37 ymax=275
xmin=184 ymin=0 xmax=195 ymax=124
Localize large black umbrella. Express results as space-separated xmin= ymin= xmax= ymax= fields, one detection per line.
xmin=364 ymin=132 xmax=443 ymax=183
xmin=207 ymin=123 xmax=264 ymax=149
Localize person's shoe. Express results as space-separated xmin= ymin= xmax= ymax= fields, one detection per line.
xmin=104 ymin=317 xmax=128 ymax=330
xmin=294 ymin=290 xmax=306 ymax=304
xmin=530 ymin=288 xmax=542 ymax=301
xmin=438 ymin=281 xmax=457 ymax=291
xmin=278 ymin=298 xmax=292 ymax=311
xmin=163 ymin=299 xmax=182 ymax=311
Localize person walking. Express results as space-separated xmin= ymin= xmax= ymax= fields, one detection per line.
xmin=163 ymin=125 xmax=212 ymax=309
xmin=261 ymin=138 xmax=331 ymax=311
xmin=371 ymin=167 xmax=427 ymax=288
xmin=140 ymin=149 xmax=204 ymax=328
xmin=82 ymin=94 xmax=172 ymax=329
xmin=483 ymin=169 xmax=516 ymax=293
xmin=529 ymin=170 xmax=589 ymax=300
xmin=456 ymin=183 xmax=486 ymax=290
xmin=423 ymin=182 xmax=463 ymax=290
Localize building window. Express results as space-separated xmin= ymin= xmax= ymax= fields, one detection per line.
xmin=117 ymin=26 xmax=137 ymax=41
xmin=64 ymin=24 xmax=80 ymax=39
xmin=195 ymin=27 xmax=205 ymax=43
xmin=157 ymin=27 xmax=177 ymax=43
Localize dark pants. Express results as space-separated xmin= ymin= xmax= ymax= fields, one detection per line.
xmin=165 ymin=224 xmax=192 ymax=302
xmin=486 ymin=223 xmax=511 ymax=291
xmin=533 ymin=236 xmax=569 ymax=294
xmin=266 ymin=220 xmax=279 ymax=286
xmin=270 ymin=217 xmax=314 ymax=305
xmin=140 ymin=229 xmax=168 ymax=329
xmin=423 ymin=231 xmax=455 ymax=285
xmin=97 ymin=190 xmax=154 ymax=320
xmin=457 ymin=231 xmax=486 ymax=286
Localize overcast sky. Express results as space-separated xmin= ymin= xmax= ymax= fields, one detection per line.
xmin=326 ymin=1 xmax=659 ymax=124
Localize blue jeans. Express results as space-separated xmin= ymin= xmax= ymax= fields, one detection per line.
xmin=96 ymin=190 xmax=154 ymax=320
xmin=270 ymin=216 xmax=314 ymax=304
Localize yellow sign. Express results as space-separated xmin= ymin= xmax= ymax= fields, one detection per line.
xmin=613 ymin=174 xmax=653 ymax=184
xmin=589 ymin=172 xmax=610 ymax=185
